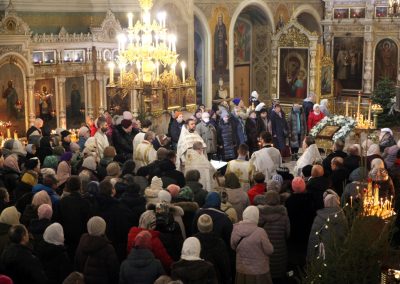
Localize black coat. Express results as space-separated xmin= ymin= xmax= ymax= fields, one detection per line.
xmin=168 ymin=119 xmax=184 ymax=145
xmin=37 ymin=136 xmax=53 ymax=165
xmin=194 ymin=232 xmax=231 ymax=284
xmin=302 ymin=100 xmax=314 ymax=122
xmin=171 ymin=259 xmax=217 ymax=284
xmin=119 ymin=184 xmax=146 ymax=218
xmin=186 ymin=181 xmax=207 ymax=208
xmin=0 ymin=243 xmax=48 ymax=284
xmin=35 ymin=240 xmax=72 ymax=284
xmin=322 ymin=150 xmax=348 ymax=176
xmin=74 ymin=234 xmax=119 ymax=284
xmin=270 ymin=111 xmax=288 ymax=151
xmin=58 ymin=192 xmax=91 ymax=251
xmin=245 ymin=118 xmax=259 ymax=154
xmin=14 ymin=179 xmax=34 ymax=204
xmin=1 ymin=167 xmax=20 ymax=197
xmin=344 ymin=155 xmax=361 ymax=177
xmin=217 ymin=120 xmax=237 ymax=161
xmin=97 ymin=158 xmax=114 ymax=181
xmin=94 ymin=194 xmax=138 ymax=261
xmin=112 ymin=125 xmax=135 ymax=162
xmin=330 ymin=168 xmax=348 ymax=196
xmin=29 ymin=218 xmax=51 ymax=248
xmin=156 ymin=159 xmax=186 ymax=187
xmin=306 ymin=176 xmax=330 ymax=210
xmin=119 ymin=248 xmax=164 ymax=284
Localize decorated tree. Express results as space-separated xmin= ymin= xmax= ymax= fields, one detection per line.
xmin=371 ymin=78 xmax=398 ymax=127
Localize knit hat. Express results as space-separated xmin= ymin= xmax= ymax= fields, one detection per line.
xmin=292 ymin=177 xmax=306 ymax=193
xmin=158 ymin=190 xmax=172 ymax=203
xmin=38 ymin=204 xmax=53 ymax=220
xmin=323 ymin=189 xmax=340 ymax=208
xmin=41 ymin=168 xmax=56 ymax=177
xmin=232 ymin=98 xmax=241 ymax=106
xmin=43 ymin=223 xmax=64 ymax=246
xmin=82 ymin=156 xmax=97 ymax=171
xmin=103 ymin=146 xmax=116 ymax=158
xmin=181 ymin=237 xmax=201 ymax=261
xmin=106 ymin=162 xmax=120 ymax=177
xmin=70 ymin=142 xmax=80 ymax=153
xmin=134 ymin=230 xmax=152 ymax=249
xmin=87 ymin=216 xmax=106 ymax=236
xmin=78 ymin=126 xmax=90 ymax=137
xmin=25 ymin=158 xmax=39 ymax=170
xmin=32 ymin=190 xmax=52 ymax=207
xmin=123 ymin=111 xmax=133 ymax=120
xmin=178 ymin=186 xmax=194 ymax=201
xmin=167 ymin=184 xmax=180 ymax=197
xmin=0 ymin=206 xmax=20 ymax=225
xmin=151 ymin=176 xmax=163 ymax=189
xmin=175 ymin=111 xmax=183 ymax=119
xmin=265 ymin=191 xmax=280 ymax=206
xmin=60 ymin=152 xmax=73 ymax=162
xmin=272 ymin=174 xmax=283 ymax=186
xmin=121 ymin=119 xmax=132 ymax=129
xmin=204 ymin=192 xmax=221 ymax=209
xmin=139 ymin=210 xmax=156 ymax=230
xmin=197 ymin=214 xmax=213 ymax=233
xmin=61 ymin=130 xmax=71 ymax=139
xmin=242 ymin=206 xmax=259 ymax=224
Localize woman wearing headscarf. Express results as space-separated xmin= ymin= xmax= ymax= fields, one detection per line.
xmin=369 ymin=158 xmax=395 ymax=200
xmin=231 ymin=206 xmax=274 ymax=284
xmin=288 ymin=104 xmax=307 ymax=159
xmin=78 ymin=156 xmax=99 ymax=184
xmin=171 ymin=237 xmax=218 ymax=283
xmin=270 ymin=104 xmax=289 ymax=151
xmin=144 ymin=176 xmax=164 ymax=205
xmin=20 ymin=190 xmax=52 ymax=227
xmin=35 ymin=223 xmax=72 ymax=284
xmin=57 ymin=152 xmax=72 ymax=190
xmin=0 ymin=206 xmax=20 ymax=255
xmin=379 ymin=128 xmax=396 ymax=153
xmin=319 ymin=99 xmax=330 ymax=117
xmin=307 ymin=104 xmax=325 ymax=132
xmin=224 ymin=173 xmax=249 ymax=221
xmin=2 ymin=154 xmax=21 ymax=196
xmin=366 ymin=144 xmax=384 ymax=170
xmin=29 ymin=204 xmax=53 ymax=247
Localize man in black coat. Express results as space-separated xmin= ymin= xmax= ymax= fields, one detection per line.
xmin=306 ymin=165 xmax=330 ymax=210
xmin=0 ymin=224 xmax=47 ymax=284
xmin=343 ymin=145 xmax=361 ymax=177
xmin=168 ymin=112 xmax=185 ymax=150
xmin=95 ymin=180 xmax=138 ymax=261
xmin=155 ymin=151 xmax=186 ymax=187
xmin=322 ymin=139 xmax=348 ymax=175
xmin=58 ymin=176 xmax=91 ymax=258
xmin=330 ymin=157 xmax=348 ymax=197
xmin=112 ymin=119 xmax=136 ymax=163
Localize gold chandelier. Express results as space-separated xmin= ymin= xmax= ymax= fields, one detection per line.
xmin=108 ymin=0 xmax=184 ymax=87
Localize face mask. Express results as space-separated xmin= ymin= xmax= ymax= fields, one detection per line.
xmin=101 ymin=127 xmax=108 ymax=133
xmin=203 ymin=118 xmax=210 ymax=123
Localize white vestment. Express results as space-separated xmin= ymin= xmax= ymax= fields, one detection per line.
xmin=176 ymin=125 xmax=206 ymax=171
xmin=132 ymin=132 xmax=145 ymax=156
xmin=134 ymin=140 xmax=157 ymax=173
xmin=294 ymin=144 xmax=322 ymax=176
xmin=265 ymin=146 xmax=282 ymax=174
xmin=226 ymin=159 xmax=254 ymax=191
xmin=250 ymin=148 xmax=275 ymax=182
xmin=184 ymin=149 xmax=216 ymax=192
xmin=94 ymin=131 xmax=109 ymax=159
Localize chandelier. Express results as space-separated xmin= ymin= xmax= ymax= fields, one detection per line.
xmin=108 ymin=0 xmax=185 ymax=88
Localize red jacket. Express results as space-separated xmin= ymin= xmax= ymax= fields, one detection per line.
xmin=127 ymin=227 xmax=173 ymax=272
xmin=307 ymin=111 xmax=325 ymax=132
xmin=248 ymin=183 xmax=266 ymax=205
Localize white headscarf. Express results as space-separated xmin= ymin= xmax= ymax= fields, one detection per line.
xmin=181 ymin=237 xmax=202 ymax=261
xmin=43 ymin=223 xmax=65 ymax=246
xmin=367 ymin=144 xmax=381 ymax=156
xmin=371 ymin=158 xmax=385 ymax=169
xmin=295 ymin=144 xmax=322 ymax=176
xmin=242 ymin=206 xmax=259 ymax=224
xmin=251 ymin=91 xmax=259 ymax=100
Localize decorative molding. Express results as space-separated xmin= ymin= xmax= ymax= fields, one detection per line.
xmin=0 ymin=45 xmax=23 ymax=56
xmin=0 ymin=1 xmax=31 ymax=35
xmin=90 ymin=10 xmax=122 ymax=42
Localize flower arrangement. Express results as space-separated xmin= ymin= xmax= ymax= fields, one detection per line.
xmin=310 ymin=115 xmax=356 ymax=142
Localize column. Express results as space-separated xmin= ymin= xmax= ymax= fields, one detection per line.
xmin=98 ymin=76 xmax=105 ymax=114
xmin=309 ymin=49 xmax=317 ymax=94
xmin=86 ymin=75 xmax=94 ymax=118
xmin=271 ymin=39 xmax=278 ymax=98
xmin=363 ymin=27 xmax=373 ymax=95
xmin=57 ymin=77 xmax=66 ymax=129
xmin=132 ymin=89 xmax=138 ymax=118
xmin=27 ymin=78 xmax=36 ymax=126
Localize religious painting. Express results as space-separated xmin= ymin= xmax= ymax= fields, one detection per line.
xmin=275 ymin=4 xmax=290 ymax=32
xmin=167 ymin=88 xmax=181 ymax=110
xmin=333 ymin=37 xmax=364 ymax=90
xmin=278 ymin=48 xmax=309 ymax=101
xmin=334 ymin=8 xmax=349 ymax=19
xmin=34 ymin=79 xmax=56 ymax=129
xmin=234 ymin=65 xmax=250 ymax=105
xmin=317 ymin=125 xmax=341 ymax=139
xmin=0 ymin=63 xmax=25 ymax=134
xmin=374 ymin=39 xmax=398 ymax=86
xmin=106 ymin=87 xmax=131 ymax=116
xmin=65 ymin=77 xmax=85 ymax=129
xmin=375 ymin=7 xmax=388 ymax=18
xmin=185 ymin=87 xmax=196 ymax=106
xmin=151 ymin=89 xmax=163 ymax=111
xmin=234 ymin=18 xmax=251 ymax=64
xmin=210 ymin=5 xmax=230 ymax=83
xmin=320 ymin=56 xmax=334 ymax=97
xmin=350 ymin=8 xmax=365 ymax=18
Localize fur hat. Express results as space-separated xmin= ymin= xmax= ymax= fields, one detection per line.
xmin=38 ymin=204 xmax=53 ymax=220
xmin=87 ymin=216 xmax=106 ymax=236
xmin=197 ymin=214 xmax=213 ymax=233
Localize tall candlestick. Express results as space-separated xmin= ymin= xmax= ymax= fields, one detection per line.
xmin=180 ymin=61 xmax=186 ymax=83
xmin=172 ymin=63 xmax=176 ymax=84
xmin=108 ymin=62 xmax=115 ymax=84
xmin=357 ymin=91 xmax=361 ymax=120
xmin=345 ymin=100 xmax=349 ymax=116
xmin=368 ymin=100 xmax=371 ymax=123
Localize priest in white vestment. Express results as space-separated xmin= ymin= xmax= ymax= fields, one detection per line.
xmin=132 ymin=119 xmax=153 ymax=155
xmin=134 ymin=131 xmax=157 ymax=173
xmin=294 ymin=136 xmax=322 ymax=176
xmin=226 ymin=144 xmax=254 ymax=191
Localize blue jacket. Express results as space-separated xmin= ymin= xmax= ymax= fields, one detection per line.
xmin=32 ymin=184 xmax=60 ymax=206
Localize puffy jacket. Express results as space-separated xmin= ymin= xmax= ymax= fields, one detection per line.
xmin=307 ymin=111 xmax=325 ymax=132
xmin=225 ymin=187 xmax=249 ymax=221
xmin=32 ymin=184 xmax=60 ymax=207
xmin=196 ymin=121 xmax=217 ymax=154
xmin=248 ymin=184 xmax=266 ymax=205
xmin=218 ymin=120 xmax=237 ymax=161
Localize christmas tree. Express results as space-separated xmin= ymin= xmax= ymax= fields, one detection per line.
xmin=371 ymin=78 xmax=398 ymax=127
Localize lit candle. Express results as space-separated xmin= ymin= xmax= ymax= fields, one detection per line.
xmin=350 ymin=196 xmax=353 ymax=208
xmin=108 ymin=62 xmax=115 ymax=84
xmin=171 ymin=63 xmax=176 ymax=83
xmin=368 ymin=100 xmax=371 ymax=123
xmin=345 ymin=100 xmax=349 ymax=116
xmin=357 ymin=91 xmax=361 ymax=120
xmin=128 ymin=13 xmax=133 ymax=29
xmin=13 ymin=130 xmax=18 ymax=140
xmin=180 ymin=61 xmax=186 ymax=83
xmin=7 ymin=128 xmax=11 ymax=139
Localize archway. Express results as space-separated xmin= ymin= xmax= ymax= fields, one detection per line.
xmin=229 ymin=0 xmax=274 ymax=102
xmin=293 ymin=5 xmax=322 ymax=35
xmin=374 ymin=38 xmax=398 ymax=87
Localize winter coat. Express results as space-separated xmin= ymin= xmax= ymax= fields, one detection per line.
xmin=231 ymin=114 xmax=247 ymax=145
xmin=37 ymin=136 xmax=53 ymax=165
xmin=97 ymin=157 xmax=114 ymax=181
xmin=74 ymin=234 xmax=119 ymax=284
xmin=288 ymin=108 xmax=307 ymax=149
xmin=14 ymin=171 xmax=37 ymax=203
xmin=119 ymin=248 xmax=164 ymax=284
xmin=306 ymin=176 xmax=330 ymax=210
xmin=285 ymin=193 xmax=316 ymax=255
xmin=171 ymin=259 xmax=218 ymax=284
xmin=0 ymin=223 xmax=11 ymax=255
xmin=344 ymin=155 xmax=361 ymax=176
xmin=32 ymin=184 xmax=60 ymax=207
xmin=127 ymin=227 xmax=173 ymax=272
xmin=248 ymin=184 xmax=266 ymax=205
xmin=218 ymin=119 xmax=237 ymax=161
xmin=1 ymin=167 xmax=20 ymax=197
xmin=1 ymin=243 xmax=48 ymax=284
xmin=231 ymin=221 xmax=274 ymax=275
xmin=307 ymin=111 xmax=325 ymax=132
xmin=258 ymin=205 xmax=290 ymax=279
xmin=35 ymin=240 xmax=72 ymax=284
xmin=168 ymin=119 xmax=184 ymax=146
xmin=302 ymin=100 xmax=314 ymax=122
xmin=307 ymin=207 xmax=347 ymax=261
xmin=245 ymin=118 xmax=259 ymax=154
xmin=173 ymin=201 xmax=199 ymax=237
xmin=58 ymin=192 xmax=91 ymax=251
xmin=186 ymin=181 xmax=207 ymax=207
xmin=330 ymin=168 xmax=348 ymax=196
xmin=119 ymin=187 xmax=146 ymax=219
xmin=156 ymin=159 xmax=186 ymax=187
xmin=196 ymin=121 xmax=218 ymax=154
xmin=322 ymin=150 xmax=348 ymax=176
xmin=270 ymin=111 xmax=288 ymax=151
xmin=112 ymin=125 xmax=134 ymax=162
xmin=29 ymin=218 xmax=51 ymax=247
xmin=226 ymin=187 xmax=249 ymax=220
xmin=194 ymin=232 xmax=232 ymax=284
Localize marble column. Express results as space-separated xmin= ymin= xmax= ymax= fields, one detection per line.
xmin=27 ymin=78 xmax=36 ymax=126
xmin=86 ymin=75 xmax=94 ymax=118
xmin=309 ymin=49 xmax=317 ymax=94
xmin=57 ymin=77 xmax=66 ymax=129
xmin=271 ymin=40 xmax=278 ymax=98
xmin=363 ymin=29 xmax=373 ymax=95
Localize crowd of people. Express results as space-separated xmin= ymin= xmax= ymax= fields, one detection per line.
xmin=0 ymin=92 xmax=398 ymax=284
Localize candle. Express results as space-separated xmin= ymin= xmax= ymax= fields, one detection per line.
xmin=128 ymin=13 xmax=133 ymax=29
xmin=345 ymin=100 xmax=349 ymax=116
xmin=7 ymin=128 xmax=11 ymax=139
xmin=13 ymin=130 xmax=18 ymax=140
xmin=357 ymin=91 xmax=361 ymax=120
xmin=350 ymin=196 xmax=353 ymax=208
xmin=368 ymin=100 xmax=371 ymax=123
xmin=108 ymin=62 xmax=115 ymax=84
xmin=180 ymin=61 xmax=186 ymax=83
